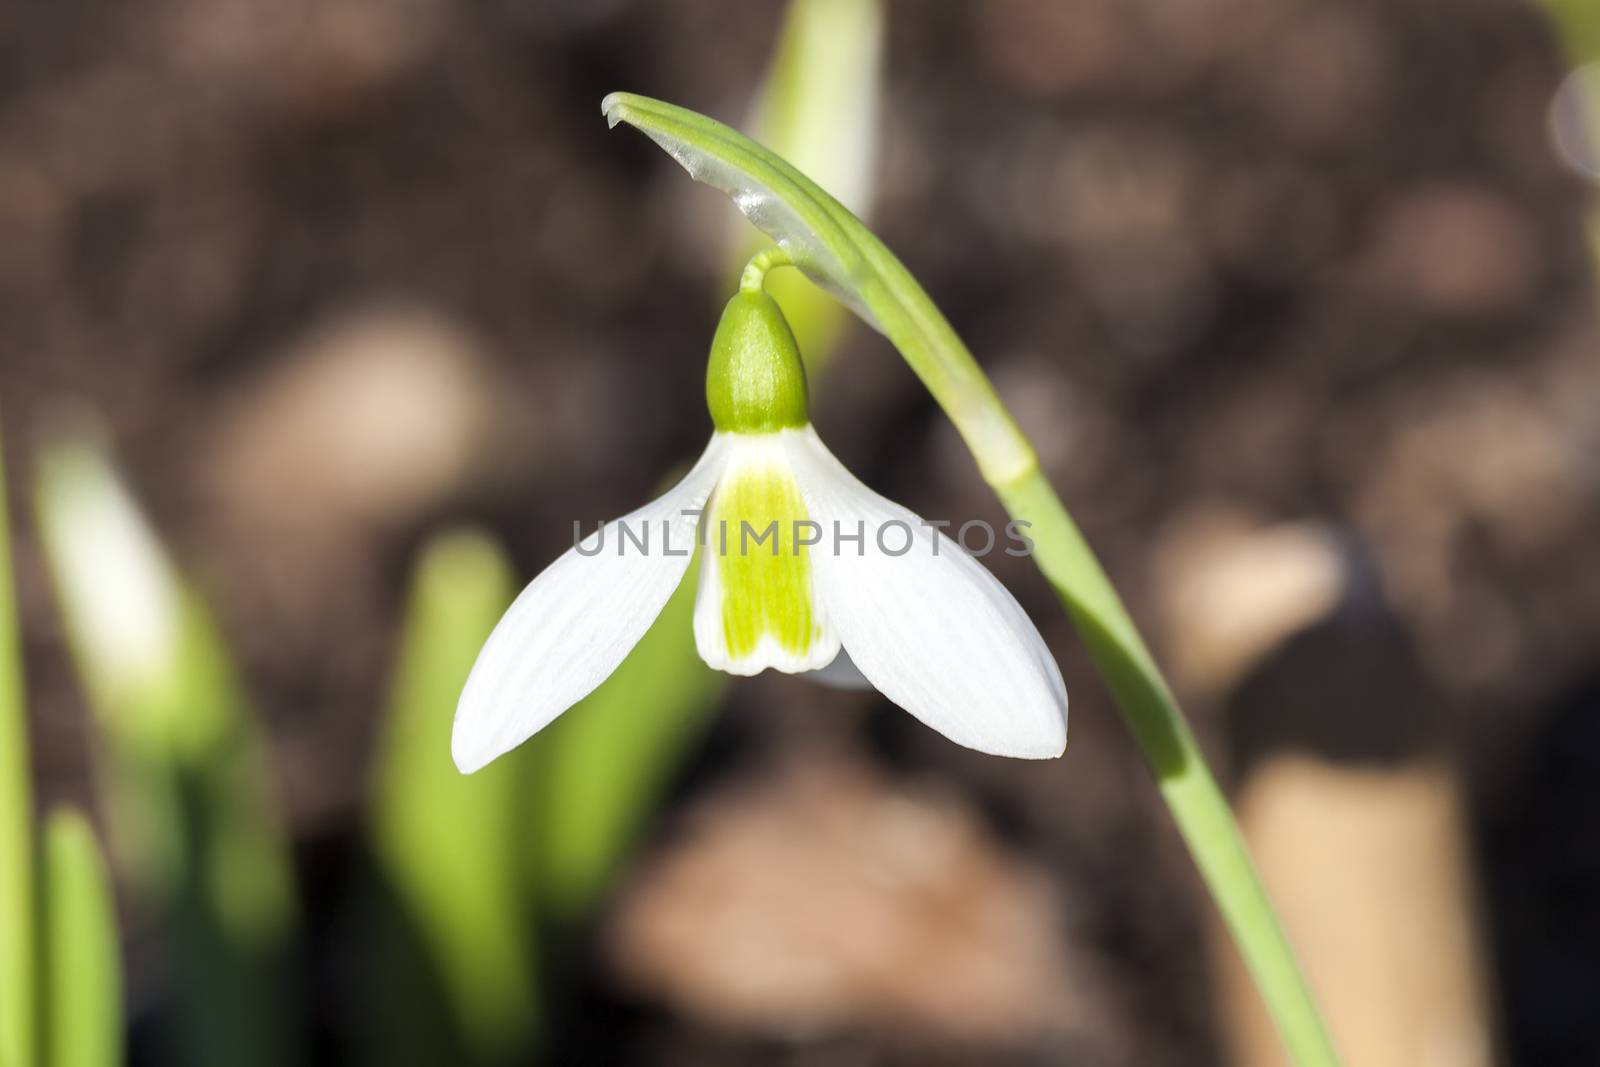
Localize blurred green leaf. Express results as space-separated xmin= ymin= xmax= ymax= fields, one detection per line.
xmin=738 ymin=0 xmax=884 ymax=367
xmin=42 ymin=809 xmax=122 ymax=1067
xmin=0 ymin=426 xmax=34 ymax=1067
xmin=1547 ymin=0 xmax=1600 ymax=63
xmin=34 ymin=429 xmax=296 ymax=1067
xmin=368 ymin=529 xmax=538 ymax=1062
xmin=538 ymin=554 xmax=722 ymax=918
xmin=1543 ymin=2 xmax=1600 ymax=285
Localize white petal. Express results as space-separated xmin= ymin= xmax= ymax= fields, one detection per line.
xmin=693 ymin=432 xmax=840 ymax=676
xmin=452 ymin=438 xmax=727 ymax=773
xmin=786 ymin=427 xmax=1067 ymax=758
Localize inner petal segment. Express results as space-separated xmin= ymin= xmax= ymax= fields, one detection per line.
xmin=694 ymin=434 xmax=839 ymax=675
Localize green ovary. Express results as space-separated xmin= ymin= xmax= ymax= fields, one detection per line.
xmin=710 ymin=461 xmax=822 ymax=662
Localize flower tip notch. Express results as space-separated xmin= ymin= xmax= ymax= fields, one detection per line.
xmin=600 ymin=91 xmax=633 ymax=129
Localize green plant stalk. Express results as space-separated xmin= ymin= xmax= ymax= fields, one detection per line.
xmin=604 ymin=92 xmax=1340 ymax=1067
xmin=0 ymin=426 xmax=33 ymax=1067
xmin=996 ymin=474 xmax=1332 ymax=1059
xmin=43 ymin=810 xmax=122 ymax=1067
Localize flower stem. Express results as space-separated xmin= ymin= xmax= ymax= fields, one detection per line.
xmin=605 ymin=92 xmax=1342 ymax=1066
xmin=997 ymin=471 xmax=1338 ymax=1066
xmin=740 ymin=245 xmax=793 ymax=293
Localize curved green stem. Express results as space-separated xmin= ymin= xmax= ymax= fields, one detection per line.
xmin=740 ymin=245 xmax=795 ymax=293
xmin=605 ymin=92 xmax=1341 ymax=1066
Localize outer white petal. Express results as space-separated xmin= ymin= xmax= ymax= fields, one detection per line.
xmin=452 ymin=438 xmax=727 ymax=773
xmin=785 ymin=427 xmax=1068 ymax=758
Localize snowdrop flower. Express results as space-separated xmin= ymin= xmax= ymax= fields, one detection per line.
xmin=453 ymin=281 xmax=1067 ymax=772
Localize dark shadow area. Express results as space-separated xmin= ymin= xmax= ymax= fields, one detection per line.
xmin=1479 ymin=677 xmax=1600 ymax=1067
xmin=1225 ymin=541 xmax=1445 ymax=775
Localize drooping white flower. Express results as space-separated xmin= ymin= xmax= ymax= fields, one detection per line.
xmin=452 ymin=287 xmax=1067 ymax=773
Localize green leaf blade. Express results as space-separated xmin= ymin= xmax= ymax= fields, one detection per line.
xmin=0 ymin=426 xmax=34 ymax=1067
xmin=369 ymin=529 xmax=539 ymax=1060
xmin=43 ymin=809 xmax=122 ymax=1067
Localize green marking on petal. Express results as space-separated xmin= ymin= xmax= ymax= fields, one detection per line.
xmin=708 ymin=450 xmax=824 ymax=663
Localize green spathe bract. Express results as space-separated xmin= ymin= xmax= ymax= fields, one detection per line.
xmin=739 ymin=0 xmax=883 ymax=368
xmin=706 ymin=288 xmax=810 ymax=433
xmin=602 ymin=91 xmax=1031 ymax=485
xmin=603 ymin=92 xmax=1341 ymax=1067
